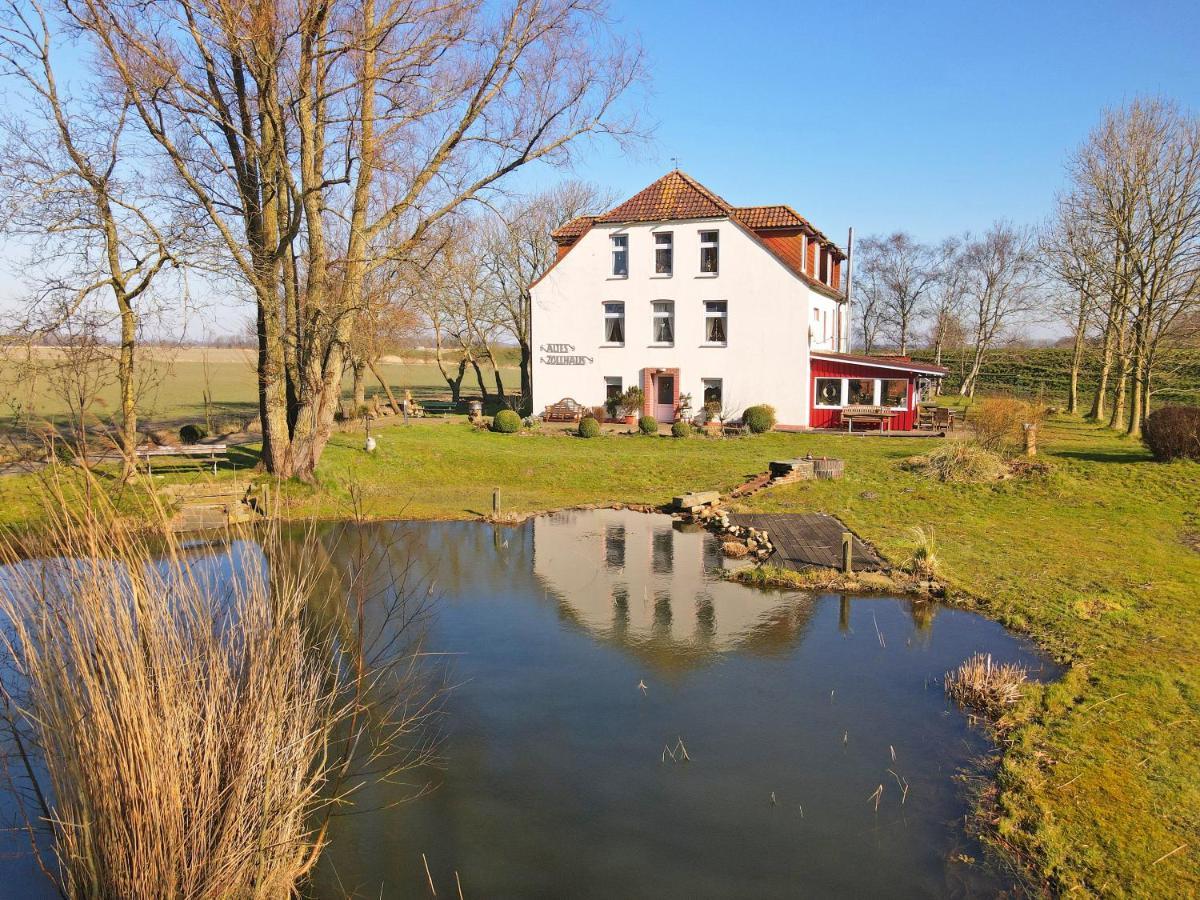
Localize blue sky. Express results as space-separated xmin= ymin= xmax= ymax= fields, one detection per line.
xmin=550 ymin=0 xmax=1200 ymax=246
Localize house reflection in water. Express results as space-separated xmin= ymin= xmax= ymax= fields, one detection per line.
xmin=533 ymin=508 xmax=814 ymax=669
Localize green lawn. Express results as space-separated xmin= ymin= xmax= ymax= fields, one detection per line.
xmin=1 ymin=415 xmax=1197 ymax=894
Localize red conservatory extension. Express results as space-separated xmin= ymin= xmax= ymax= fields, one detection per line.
xmin=808 ymin=352 xmax=949 ymax=431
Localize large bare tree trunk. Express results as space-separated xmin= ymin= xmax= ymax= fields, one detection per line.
xmin=1066 ymin=290 xmax=1089 ymax=415
xmin=1089 ymin=313 xmax=1115 ymax=420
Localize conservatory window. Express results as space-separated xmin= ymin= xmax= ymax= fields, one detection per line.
xmin=847 ymin=378 xmax=875 ymax=405
xmin=814 ymin=378 xmax=842 ymax=407
xmin=882 ymin=379 xmax=907 ymax=408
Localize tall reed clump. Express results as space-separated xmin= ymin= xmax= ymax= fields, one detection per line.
xmin=0 ymin=475 xmax=437 ymax=898
xmin=901 ymin=442 xmax=1007 ymax=483
xmin=944 ymin=652 xmax=1028 ymax=715
xmin=968 ymin=397 xmax=1045 ymax=454
xmin=902 ymin=526 xmax=941 ymax=578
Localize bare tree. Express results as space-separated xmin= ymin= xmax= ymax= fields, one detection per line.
xmin=479 ymin=180 xmax=613 ymax=410
xmin=926 ymin=236 xmax=968 ymax=369
xmin=1064 ymin=98 xmax=1200 ymax=434
xmin=958 ymin=223 xmax=1042 ymax=397
xmin=853 ymin=256 xmax=888 ymax=354
xmin=62 ymin=0 xmax=644 ymax=479
xmin=0 ymin=0 xmax=184 ymax=476
xmin=855 ymin=232 xmax=945 ymax=355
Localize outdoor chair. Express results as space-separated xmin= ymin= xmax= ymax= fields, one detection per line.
xmin=931 ymin=407 xmax=954 ymax=430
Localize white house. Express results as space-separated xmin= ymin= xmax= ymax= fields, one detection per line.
xmin=530 ymin=170 xmax=945 ymax=429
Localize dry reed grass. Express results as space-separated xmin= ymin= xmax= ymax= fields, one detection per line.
xmin=944 ymin=652 xmax=1028 ymax=716
xmin=0 ymin=471 xmax=438 ymax=898
xmin=902 ymin=442 xmax=1007 ymax=483
xmin=968 ymin=397 xmax=1045 ymax=454
xmin=902 ymin=526 xmax=941 ymax=578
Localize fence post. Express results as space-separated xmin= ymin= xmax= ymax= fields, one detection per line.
xmin=492 ymin=487 xmax=501 ymax=518
xmin=841 ymin=532 xmax=853 ymax=574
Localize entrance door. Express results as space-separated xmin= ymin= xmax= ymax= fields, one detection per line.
xmin=655 ymin=374 xmax=675 ymax=422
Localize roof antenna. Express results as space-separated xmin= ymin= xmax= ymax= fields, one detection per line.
xmin=670 ymin=156 xmax=681 ymax=171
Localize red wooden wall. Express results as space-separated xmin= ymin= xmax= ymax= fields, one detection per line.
xmin=808 ymin=357 xmax=919 ymax=430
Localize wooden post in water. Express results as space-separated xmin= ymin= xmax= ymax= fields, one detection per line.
xmin=492 ymin=487 xmax=501 ymax=517
xmin=841 ymin=532 xmax=854 ymax=574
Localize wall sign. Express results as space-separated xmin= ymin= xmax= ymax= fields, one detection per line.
xmin=538 ymin=343 xmax=593 ymax=366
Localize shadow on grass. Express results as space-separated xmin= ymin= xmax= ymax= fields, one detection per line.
xmin=1055 ymin=448 xmax=1154 ymax=464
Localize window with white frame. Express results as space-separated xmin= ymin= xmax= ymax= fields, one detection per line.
xmin=604 ymin=376 xmax=623 ymax=405
xmin=704 ymin=300 xmax=727 ymax=344
xmin=702 ymin=378 xmax=723 ymax=407
xmin=847 ymin=378 xmax=875 ymax=405
xmin=814 ymin=378 xmax=842 ymax=407
xmin=881 ymin=378 xmax=907 ymax=408
xmin=603 ymin=302 xmax=625 ymax=344
xmin=699 ymin=230 xmax=719 ymax=274
xmin=611 ymin=234 xmax=628 ymax=277
xmin=655 ymin=232 xmax=673 ymax=275
xmin=652 ymin=300 xmax=674 ymax=344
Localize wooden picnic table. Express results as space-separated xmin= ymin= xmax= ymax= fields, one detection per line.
xmin=135 ymin=443 xmax=228 ymax=475
xmin=842 ymin=409 xmax=899 ymax=433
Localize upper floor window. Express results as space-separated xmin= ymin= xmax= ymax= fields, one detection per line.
xmin=611 ymin=234 xmax=628 ymax=277
xmin=819 ymin=248 xmax=829 ymax=284
xmin=655 ymin=232 xmax=673 ymax=275
xmin=652 ymin=300 xmax=674 ymax=344
xmin=699 ymin=230 xmax=719 ymax=274
xmin=704 ymin=300 xmax=727 ymax=344
xmin=604 ymin=302 xmax=625 ymax=344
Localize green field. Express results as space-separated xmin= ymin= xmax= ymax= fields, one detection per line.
xmin=916 ymin=346 xmax=1200 ymax=408
xmin=1 ymin=405 xmax=1198 ymax=894
xmin=0 ymin=347 xmax=520 ymax=427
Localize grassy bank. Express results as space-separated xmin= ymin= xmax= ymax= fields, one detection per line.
xmin=1 ymin=415 xmax=1197 ymax=893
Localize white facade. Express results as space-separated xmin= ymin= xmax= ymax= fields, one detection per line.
xmin=532 ymin=217 xmax=846 ymax=427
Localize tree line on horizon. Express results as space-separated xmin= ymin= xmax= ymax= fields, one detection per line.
xmin=853 ymin=97 xmax=1200 ymax=438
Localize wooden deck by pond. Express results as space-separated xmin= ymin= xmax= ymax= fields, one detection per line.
xmin=728 ymin=513 xmax=883 ymax=572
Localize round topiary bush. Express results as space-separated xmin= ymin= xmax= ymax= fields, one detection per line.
xmin=742 ymin=404 xmax=776 ymax=434
xmin=492 ymin=409 xmax=521 ymax=433
xmin=671 ymin=421 xmax=692 ymax=438
xmin=179 ymin=423 xmax=208 ymax=445
xmin=638 ymin=415 xmax=658 ymax=435
xmin=1143 ymin=405 xmax=1200 ymax=461
xmin=578 ymin=416 xmax=601 ymax=438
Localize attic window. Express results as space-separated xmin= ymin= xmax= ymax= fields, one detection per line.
xmin=611 ymin=234 xmax=628 ymax=277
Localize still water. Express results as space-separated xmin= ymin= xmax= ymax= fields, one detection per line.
xmin=0 ymin=510 xmax=1054 ymax=898
xmin=311 ymin=509 xmax=1053 ymax=899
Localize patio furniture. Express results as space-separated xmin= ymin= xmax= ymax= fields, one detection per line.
xmin=916 ymin=406 xmax=936 ymax=429
xmin=135 ymin=443 xmax=229 ymax=475
xmin=543 ymin=397 xmax=586 ymax=422
xmin=841 ymin=405 xmax=898 ymax=433
xmin=931 ymin=407 xmax=955 ymax=430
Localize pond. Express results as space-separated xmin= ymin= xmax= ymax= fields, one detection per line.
xmin=0 ymin=510 xmax=1055 ymax=898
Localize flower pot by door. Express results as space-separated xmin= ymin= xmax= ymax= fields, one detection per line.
xmin=654 ymin=374 xmax=675 ymax=423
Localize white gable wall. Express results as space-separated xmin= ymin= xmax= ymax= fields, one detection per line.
xmin=531 ymin=217 xmax=824 ymax=426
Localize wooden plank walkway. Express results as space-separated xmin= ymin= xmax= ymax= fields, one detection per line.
xmin=728 ymin=513 xmax=883 ymax=572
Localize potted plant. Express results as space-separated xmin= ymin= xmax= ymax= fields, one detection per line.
xmin=702 ymin=399 xmax=723 ymax=436
xmin=677 ymin=392 xmax=693 ymax=422
xmin=619 ymin=386 xmax=644 ymax=427
xmin=605 ymin=395 xmax=621 ymax=423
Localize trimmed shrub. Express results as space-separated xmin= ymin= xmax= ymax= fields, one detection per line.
xmin=742 ymin=404 xmax=776 ymax=434
xmin=638 ymin=415 xmax=658 ymax=435
xmin=179 ymin=423 xmax=208 ymax=445
xmin=491 ymin=409 xmax=521 ymax=433
xmin=969 ymin=397 xmax=1042 ymax=454
xmin=902 ymin=442 xmax=1006 ymax=483
xmin=578 ymin=416 xmax=601 ymax=438
xmin=1143 ymin=405 xmax=1200 ymax=461
xmin=671 ymin=421 xmax=692 ymax=438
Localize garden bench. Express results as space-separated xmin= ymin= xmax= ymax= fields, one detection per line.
xmin=543 ymin=397 xmax=586 ymax=422
xmin=421 ymin=400 xmax=457 ymax=416
xmin=841 ymin=405 xmax=898 ymax=433
xmin=135 ymin=443 xmax=228 ymax=475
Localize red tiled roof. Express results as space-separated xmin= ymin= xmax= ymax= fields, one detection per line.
xmin=595 ymin=170 xmax=731 ymax=223
xmin=550 ymin=215 xmax=596 ymax=243
xmin=733 ymin=204 xmax=810 ymax=230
